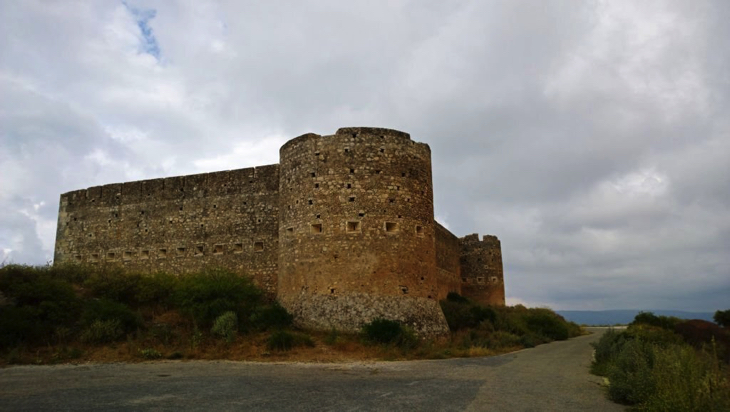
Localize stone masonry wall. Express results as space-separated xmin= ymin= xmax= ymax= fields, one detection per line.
xmin=54 ymin=126 xmax=502 ymax=335
xmin=460 ymin=234 xmax=505 ymax=306
xmin=54 ymin=165 xmax=280 ymax=296
xmin=434 ymin=221 xmax=462 ymax=299
xmin=277 ymin=127 xmax=449 ymax=335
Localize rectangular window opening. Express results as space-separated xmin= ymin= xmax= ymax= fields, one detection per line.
xmin=311 ymin=223 xmax=323 ymax=234
xmin=159 ymin=248 xmax=168 ymax=259
xmin=254 ymin=241 xmax=264 ymax=252
xmin=107 ymin=252 xmax=116 ymax=260
xmin=346 ymin=221 xmax=361 ymax=232
xmin=286 ymin=227 xmax=294 ymax=236
xmin=123 ymin=251 xmax=134 ymax=260
xmin=233 ymin=243 xmax=243 ymax=253
xmin=477 ymin=277 xmax=485 ymax=284
xmin=74 ymin=254 xmax=82 ymax=262
xmin=385 ymin=222 xmax=399 ymax=233
xmin=90 ymin=253 xmax=99 ymax=262
xmin=194 ymin=245 xmax=204 ymax=256
xmin=141 ymin=250 xmax=150 ymax=259
xmin=416 ymin=225 xmax=424 ymax=237
xmin=176 ymin=247 xmax=186 ymax=256
xmin=213 ymin=244 xmax=224 ymax=255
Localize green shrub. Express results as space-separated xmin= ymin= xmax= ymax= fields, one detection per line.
xmin=82 ymin=299 xmax=141 ymax=333
xmin=440 ymin=300 xmax=496 ymax=331
xmin=211 ymin=311 xmax=238 ymax=343
xmin=139 ymin=348 xmax=163 ymax=360
xmin=524 ymin=309 xmax=570 ymax=341
xmin=173 ymin=269 xmax=262 ymax=327
xmin=715 ymin=309 xmax=730 ymax=328
xmin=482 ymin=331 xmax=522 ymax=349
xmin=607 ymin=339 xmax=656 ymax=404
xmin=361 ymin=318 xmax=418 ymax=349
xmin=446 ymin=292 xmax=470 ymax=303
xmin=266 ymin=330 xmax=315 ymax=351
xmin=135 ymin=272 xmax=176 ymax=307
xmin=250 ymin=302 xmax=293 ymax=330
xmin=80 ymin=319 xmax=124 ymax=344
xmin=632 ymin=311 xmax=682 ymax=331
xmin=0 ymin=266 xmax=81 ymax=347
xmin=84 ymin=269 xmax=142 ymax=305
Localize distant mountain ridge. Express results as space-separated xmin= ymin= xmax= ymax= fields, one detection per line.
xmin=556 ymin=309 xmax=715 ymax=326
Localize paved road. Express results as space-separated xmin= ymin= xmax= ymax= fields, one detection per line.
xmin=0 ymin=328 xmax=623 ymax=411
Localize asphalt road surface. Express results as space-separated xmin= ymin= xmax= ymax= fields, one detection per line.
xmin=0 ymin=328 xmax=623 ymax=411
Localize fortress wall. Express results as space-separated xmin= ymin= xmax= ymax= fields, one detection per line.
xmin=54 ymin=165 xmax=280 ymax=296
xmin=434 ymin=221 xmax=462 ymax=299
xmin=277 ymin=127 xmax=449 ymax=335
xmin=459 ymin=234 xmax=505 ymax=306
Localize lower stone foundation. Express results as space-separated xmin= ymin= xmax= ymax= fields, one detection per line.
xmin=281 ymin=292 xmax=450 ymax=336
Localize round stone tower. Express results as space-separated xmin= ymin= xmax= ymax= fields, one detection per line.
xmin=277 ymin=127 xmax=449 ymax=335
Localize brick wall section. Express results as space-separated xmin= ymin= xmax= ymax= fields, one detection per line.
xmin=277 ymin=127 xmax=449 ymax=335
xmin=459 ymin=234 xmax=505 ymax=306
xmin=54 ymin=166 xmax=280 ymax=297
xmin=434 ymin=221 xmax=462 ymax=299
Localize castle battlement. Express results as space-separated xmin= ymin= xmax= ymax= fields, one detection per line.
xmin=54 ymin=127 xmax=504 ymax=335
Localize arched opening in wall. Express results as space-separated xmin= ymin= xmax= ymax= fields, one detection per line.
xmin=233 ymin=243 xmax=243 ymax=254
xmin=384 ymin=222 xmax=399 ymax=233
xmin=254 ymin=241 xmax=264 ymax=252
xmin=346 ymin=221 xmax=361 ymax=233
xmin=416 ymin=225 xmax=424 ymax=237
xmin=311 ymin=223 xmax=323 ymax=234
xmin=158 ymin=248 xmax=168 ymax=259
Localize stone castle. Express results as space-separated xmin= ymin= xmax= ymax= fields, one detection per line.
xmin=54 ymin=127 xmax=504 ymax=335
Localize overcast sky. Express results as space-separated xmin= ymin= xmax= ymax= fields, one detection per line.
xmin=1 ymin=1 xmax=728 ymax=311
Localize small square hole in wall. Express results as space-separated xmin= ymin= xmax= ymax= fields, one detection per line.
xmin=462 ymin=277 xmax=468 ymax=283
xmin=375 ymin=170 xmax=381 ymax=174
xmin=416 ymin=225 xmax=424 ymax=237
xmin=380 ymin=148 xmax=385 ymax=153
xmin=311 ymin=223 xmax=323 ymax=234
xmin=195 ymin=245 xmax=204 ymax=256
xmin=349 ymin=196 xmax=355 ymax=202
xmin=107 ymin=252 xmax=116 ymax=260
xmin=346 ymin=221 xmax=361 ymax=232
xmin=491 ymin=277 xmax=498 ymax=283
xmin=233 ymin=243 xmax=243 ymax=254
xmin=159 ymin=248 xmax=168 ymax=259
xmin=311 ymin=172 xmax=316 ymax=177
xmin=358 ymin=212 xmax=365 ymax=217
xmin=90 ymin=253 xmax=99 ymax=262
xmin=123 ymin=251 xmax=134 ymax=260
xmin=286 ymin=227 xmax=294 ymax=236
xmin=213 ymin=244 xmax=224 ymax=255
xmin=254 ymin=241 xmax=264 ymax=252
xmin=477 ymin=277 xmax=485 ymax=284
xmin=400 ymin=286 xmax=408 ymax=294
xmin=176 ymin=247 xmax=186 ymax=256
xmin=350 ymin=168 xmax=355 ymax=174
xmin=141 ymin=250 xmax=150 ymax=259
xmin=314 ymin=183 xmax=319 ymax=189
xmin=385 ymin=222 xmax=399 ymax=233
xmin=389 ymin=198 xmax=395 ymax=203
xmin=402 ymin=172 xmax=406 ymax=177
xmin=344 ymin=148 xmax=349 ymax=153
xmin=316 ymin=214 xmax=321 ymax=219
xmin=74 ymin=254 xmax=82 ymax=262
xmin=308 ymin=199 xmax=313 ymax=205
xmin=346 ymin=183 xmax=352 ymax=189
